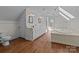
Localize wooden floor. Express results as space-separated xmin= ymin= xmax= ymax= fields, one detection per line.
xmin=0 ymin=33 xmax=79 ymax=53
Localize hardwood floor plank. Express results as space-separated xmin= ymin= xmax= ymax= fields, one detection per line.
xmin=0 ymin=33 xmax=79 ymax=53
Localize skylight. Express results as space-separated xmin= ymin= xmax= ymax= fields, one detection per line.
xmin=59 ymin=12 xmax=70 ymax=20
xmin=58 ymin=7 xmax=75 ymax=19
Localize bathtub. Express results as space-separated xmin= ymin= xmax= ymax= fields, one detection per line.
xmin=51 ymin=29 xmax=79 ymax=47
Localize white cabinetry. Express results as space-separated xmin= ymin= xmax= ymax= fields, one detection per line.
xmin=19 ymin=9 xmax=46 ymax=41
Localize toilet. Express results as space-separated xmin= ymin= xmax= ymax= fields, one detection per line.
xmin=0 ymin=33 xmax=11 ymax=46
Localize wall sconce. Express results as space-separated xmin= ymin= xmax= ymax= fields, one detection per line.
xmin=38 ymin=17 xmax=42 ymax=23
xmin=26 ymin=9 xmax=35 ymax=28
xmin=28 ymin=13 xmax=35 ymax=24
xmin=26 ymin=8 xmax=35 ymax=24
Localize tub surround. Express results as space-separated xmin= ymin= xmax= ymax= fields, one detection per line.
xmin=51 ymin=29 xmax=79 ymax=47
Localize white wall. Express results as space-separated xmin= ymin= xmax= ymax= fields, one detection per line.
xmin=68 ymin=18 xmax=79 ymax=34
xmin=0 ymin=20 xmax=19 ymax=40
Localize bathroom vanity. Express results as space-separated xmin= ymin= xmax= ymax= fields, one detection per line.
xmin=19 ymin=9 xmax=46 ymax=41
xmin=51 ymin=29 xmax=79 ymax=47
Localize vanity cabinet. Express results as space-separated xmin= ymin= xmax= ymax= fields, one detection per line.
xmin=19 ymin=9 xmax=46 ymax=41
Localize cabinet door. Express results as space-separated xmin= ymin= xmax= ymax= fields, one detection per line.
xmin=33 ymin=25 xmax=38 ymax=40
xmin=33 ymin=16 xmax=38 ymax=40
xmin=33 ymin=17 xmax=46 ymax=40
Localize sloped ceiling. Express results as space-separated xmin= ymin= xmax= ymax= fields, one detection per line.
xmin=0 ymin=6 xmax=26 ymax=20
xmin=61 ymin=6 xmax=79 ymax=18
xmin=0 ymin=6 xmax=78 ymax=21
xmin=0 ymin=6 xmax=57 ymax=21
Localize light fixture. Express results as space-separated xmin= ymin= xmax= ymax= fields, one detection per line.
xmin=58 ymin=7 xmax=75 ymax=19
xmin=59 ymin=12 xmax=70 ymax=20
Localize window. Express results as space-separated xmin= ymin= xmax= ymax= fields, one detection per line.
xmin=59 ymin=12 xmax=70 ymax=20
xmin=58 ymin=7 xmax=75 ymax=19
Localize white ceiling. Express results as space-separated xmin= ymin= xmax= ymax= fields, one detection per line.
xmin=0 ymin=6 xmax=26 ymax=20
xmin=0 ymin=6 xmax=79 ymax=21
xmin=61 ymin=6 xmax=79 ymax=18
xmin=0 ymin=6 xmax=57 ymax=21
